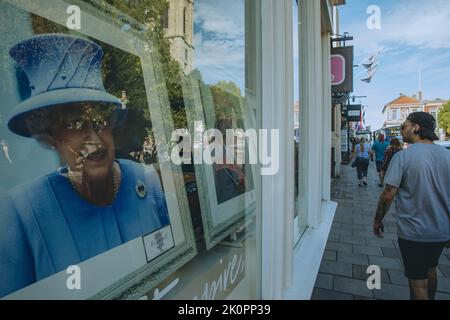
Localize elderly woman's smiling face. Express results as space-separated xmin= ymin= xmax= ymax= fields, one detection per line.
xmin=29 ymin=103 xmax=118 ymax=180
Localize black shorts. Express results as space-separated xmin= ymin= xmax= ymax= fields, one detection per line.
xmin=398 ymin=238 xmax=447 ymax=280
xmin=375 ymin=160 xmax=383 ymax=172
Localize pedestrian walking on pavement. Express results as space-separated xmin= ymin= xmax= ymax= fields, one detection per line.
xmin=373 ymin=112 xmax=450 ymax=300
xmin=352 ymin=137 xmax=373 ymax=187
xmin=380 ymin=137 xmax=402 ymax=182
xmin=371 ymin=134 xmax=389 ymax=187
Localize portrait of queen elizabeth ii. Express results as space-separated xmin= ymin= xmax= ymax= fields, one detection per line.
xmin=0 ymin=34 xmax=170 ymax=298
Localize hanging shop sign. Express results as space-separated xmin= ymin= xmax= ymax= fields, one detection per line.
xmin=332 ymin=92 xmax=349 ymax=104
xmin=347 ymin=104 xmax=361 ymax=122
xmin=331 ymin=46 xmax=354 ymax=93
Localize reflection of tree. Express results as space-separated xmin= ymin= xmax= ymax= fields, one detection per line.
xmin=28 ymin=1 xmax=190 ymax=151
xmin=28 ymin=1 xmax=244 ymax=146
xmin=210 ymin=84 xmax=244 ymax=131
xmin=103 ymin=0 xmax=187 ymax=130
xmin=214 ymin=80 xmax=241 ymax=97
xmin=190 ymin=69 xmax=203 ymax=81
xmin=31 ymin=14 xmax=67 ymax=34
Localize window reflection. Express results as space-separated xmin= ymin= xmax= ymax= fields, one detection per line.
xmin=293 ymin=0 xmax=307 ymax=240
xmin=0 ymin=0 xmax=260 ymax=300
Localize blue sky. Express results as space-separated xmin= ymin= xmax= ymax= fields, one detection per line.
xmin=338 ymin=0 xmax=450 ymax=130
xmin=193 ymin=0 xmax=245 ymax=90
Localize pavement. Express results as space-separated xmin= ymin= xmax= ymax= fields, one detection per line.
xmin=312 ymin=161 xmax=450 ymax=300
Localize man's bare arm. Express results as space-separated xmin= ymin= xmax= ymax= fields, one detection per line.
xmin=373 ymin=184 xmax=398 ymax=237
xmin=375 ymin=185 xmax=397 ymax=221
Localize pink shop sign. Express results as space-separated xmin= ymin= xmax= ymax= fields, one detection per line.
xmin=331 ymin=54 xmax=346 ymax=85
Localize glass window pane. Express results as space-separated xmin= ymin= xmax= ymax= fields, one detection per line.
xmin=0 ymin=0 xmax=261 ymax=300
xmin=293 ymin=0 xmax=307 ymax=243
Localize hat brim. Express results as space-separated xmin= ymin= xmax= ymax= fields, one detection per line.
xmin=422 ymin=128 xmax=439 ymax=141
xmin=8 ymin=88 xmax=125 ymax=137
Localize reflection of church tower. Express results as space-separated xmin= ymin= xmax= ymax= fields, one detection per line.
xmin=163 ymin=0 xmax=194 ymax=74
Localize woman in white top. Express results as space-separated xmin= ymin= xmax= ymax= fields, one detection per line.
xmin=353 ymin=137 xmax=373 ymax=187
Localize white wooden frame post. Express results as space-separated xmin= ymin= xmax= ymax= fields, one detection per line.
xmin=282 ymin=0 xmax=338 ymax=300
xmin=299 ymin=0 xmax=323 ymax=229
xmin=322 ymin=31 xmax=332 ymax=205
xmin=260 ymin=0 xmax=294 ymax=299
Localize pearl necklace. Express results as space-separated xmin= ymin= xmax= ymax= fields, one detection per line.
xmin=68 ymin=164 xmax=119 ymax=200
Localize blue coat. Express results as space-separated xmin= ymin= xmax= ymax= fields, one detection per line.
xmin=0 ymin=159 xmax=169 ymax=298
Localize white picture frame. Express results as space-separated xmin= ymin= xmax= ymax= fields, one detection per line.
xmin=1 ymin=0 xmax=197 ymax=300
xmin=181 ymin=76 xmax=256 ymax=250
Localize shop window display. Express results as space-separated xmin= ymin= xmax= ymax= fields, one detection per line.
xmin=0 ymin=0 xmax=260 ymax=300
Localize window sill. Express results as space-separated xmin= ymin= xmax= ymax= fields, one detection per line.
xmin=282 ymin=200 xmax=337 ymax=300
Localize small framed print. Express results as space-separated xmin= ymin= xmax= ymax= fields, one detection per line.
xmin=181 ymin=76 xmax=257 ymax=250
xmin=0 ymin=0 xmax=196 ymax=300
xmin=143 ymin=225 xmax=175 ymax=263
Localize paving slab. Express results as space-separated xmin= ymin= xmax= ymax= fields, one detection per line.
xmin=325 ymin=241 xmax=353 ymax=254
xmin=353 ymin=244 xmax=383 ymax=256
xmin=311 ymin=288 xmax=353 ymax=300
xmin=381 ymin=247 xmax=402 ymax=259
xmin=319 ymin=260 xmax=353 ymax=277
xmin=435 ymin=292 xmax=450 ymax=300
xmin=369 ymin=256 xmax=404 ymax=271
xmin=373 ymin=283 xmax=410 ymax=300
xmin=315 ymin=273 xmax=334 ymax=290
xmin=353 ymin=264 xmax=390 ymax=284
xmin=387 ymin=269 xmax=409 ymax=287
xmin=367 ymin=238 xmax=396 ymax=248
xmin=337 ymin=252 xmax=369 ymax=266
xmin=322 ymin=250 xmax=337 ymax=261
xmin=333 ymin=276 xmax=374 ymax=298
xmin=340 ymin=235 xmax=368 ymax=246
xmin=437 ymin=276 xmax=450 ymax=294
xmin=438 ymin=265 xmax=450 ymax=277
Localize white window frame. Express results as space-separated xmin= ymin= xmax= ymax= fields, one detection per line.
xmin=285 ymin=0 xmax=336 ymax=300
xmin=391 ymin=108 xmax=399 ymax=121
xmin=260 ymin=0 xmax=294 ymax=299
xmin=430 ymin=108 xmax=437 ymax=119
xmin=260 ymin=0 xmax=337 ymax=300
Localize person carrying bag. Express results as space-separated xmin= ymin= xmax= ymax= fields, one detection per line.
xmin=352 ymin=137 xmax=373 ymax=187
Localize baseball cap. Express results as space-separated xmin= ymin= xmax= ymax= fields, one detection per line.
xmin=406 ymin=112 xmax=439 ymax=141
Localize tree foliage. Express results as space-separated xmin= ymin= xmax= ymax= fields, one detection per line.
xmin=214 ymin=80 xmax=242 ymax=97
xmin=103 ymin=0 xmax=185 ymax=119
xmin=437 ymin=100 xmax=450 ymax=138
xmin=29 ymin=0 xmax=189 ymax=150
xmin=15 ymin=0 xmax=242 ymax=148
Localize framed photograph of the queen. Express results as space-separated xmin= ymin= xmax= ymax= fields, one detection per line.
xmin=181 ymin=76 xmax=257 ymax=250
xmin=0 ymin=0 xmax=196 ymax=299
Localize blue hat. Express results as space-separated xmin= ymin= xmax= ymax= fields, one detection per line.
xmin=7 ymin=34 xmax=126 ymax=137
